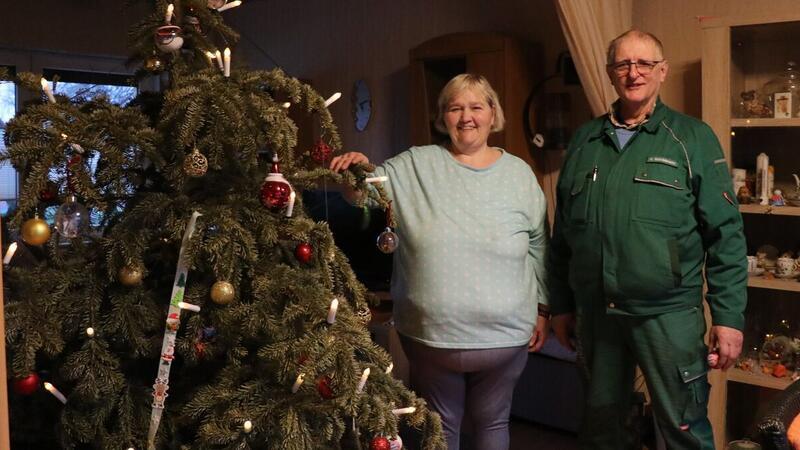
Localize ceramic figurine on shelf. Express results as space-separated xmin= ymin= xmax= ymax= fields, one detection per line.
xmin=740 ymin=90 xmax=772 ymax=117
xmin=770 ymin=189 xmax=785 ymax=206
xmin=737 ymin=184 xmax=753 ymax=204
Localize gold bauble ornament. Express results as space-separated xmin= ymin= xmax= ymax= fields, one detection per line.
xmin=183 ymin=147 xmax=208 ymax=178
xmin=210 ymin=280 xmax=235 ymax=304
xmin=21 ymin=217 xmax=51 ymax=246
xmin=356 ymin=307 xmax=372 ymax=326
xmin=118 ymin=266 xmax=144 ymax=286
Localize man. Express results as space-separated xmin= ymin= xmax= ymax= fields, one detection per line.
xmin=549 ymin=29 xmax=746 ymax=450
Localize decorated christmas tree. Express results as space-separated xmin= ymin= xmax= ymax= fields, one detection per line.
xmin=0 ymin=1 xmax=444 ymax=449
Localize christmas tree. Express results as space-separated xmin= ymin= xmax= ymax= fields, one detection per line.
xmin=0 ymin=1 xmax=444 ymax=449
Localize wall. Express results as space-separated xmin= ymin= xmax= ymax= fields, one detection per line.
xmin=227 ymin=0 xmax=590 ymax=164
xmin=634 ymin=0 xmax=800 ymax=118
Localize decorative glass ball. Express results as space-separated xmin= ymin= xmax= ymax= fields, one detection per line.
xmin=369 ymin=436 xmax=390 ymax=450
xmin=154 ymin=25 xmax=184 ymax=52
xmin=310 ymin=140 xmax=333 ymax=164
xmin=295 ymin=242 xmax=313 ymax=264
xmin=317 ymin=375 xmax=334 ymax=399
xmin=38 ymin=181 xmax=59 ymax=203
xmin=183 ymin=147 xmax=208 ymax=177
xmin=356 ymin=307 xmax=372 ymax=326
xmin=21 ymin=217 xmax=51 ymax=246
xmin=376 ymin=227 xmax=398 ymax=254
xmin=210 ymin=280 xmax=235 ymax=305
xmin=389 ymin=435 xmax=403 ymax=450
xmin=118 ymin=266 xmax=144 ymax=286
xmin=55 ymin=195 xmax=90 ymax=238
xmin=260 ymin=174 xmax=292 ymax=210
xmin=12 ymin=373 xmax=40 ymax=395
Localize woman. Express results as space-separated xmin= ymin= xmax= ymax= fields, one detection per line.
xmin=330 ymin=74 xmax=549 ymax=450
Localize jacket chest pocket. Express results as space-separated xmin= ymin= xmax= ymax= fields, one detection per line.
xmin=568 ymin=170 xmax=594 ymax=224
xmin=633 ymin=160 xmax=689 ymax=228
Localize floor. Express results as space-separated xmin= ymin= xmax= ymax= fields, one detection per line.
xmin=508 ymin=419 xmax=579 ymax=450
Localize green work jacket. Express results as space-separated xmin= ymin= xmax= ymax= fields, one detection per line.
xmin=548 ymin=100 xmax=747 ymax=330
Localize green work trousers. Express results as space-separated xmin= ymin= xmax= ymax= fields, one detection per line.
xmin=577 ymin=304 xmax=714 ymax=450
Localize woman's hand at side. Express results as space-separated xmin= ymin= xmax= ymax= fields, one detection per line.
xmin=528 ymin=315 xmax=549 ymax=352
xmin=329 ymin=152 xmax=370 ymax=172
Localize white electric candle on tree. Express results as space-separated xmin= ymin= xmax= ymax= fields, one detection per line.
xmin=285 ymin=191 xmax=296 ymax=217
xmin=326 ymin=298 xmax=339 ymax=324
xmin=43 ymin=382 xmax=67 ymax=404
xmin=3 ymin=242 xmax=17 ymax=265
xmin=365 ymin=176 xmax=388 ymax=184
xmin=178 ymin=301 xmax=201 ymax=312
xmin=243 ymin=420 xmax=253 ymax=433
xmin=391 ymin=406 xmax=416 ymax=415
xmin=223 ymin=47 xmax=231 ymax=77
xmin=205 ymin=51 xmax=216 ymax=66
xmin=217 ymin=0 xmax=242 ymax=12
xmin=291 ymin=373 xmax=305 ymax=393
xmin=215 ymin=50 xmax=224 ymax=71
xmin=356 ymin=368 xmax=370 ymax=393
xmin=40 ymin=78 xmax=56 ymax=103
xmin=385 ymin=363 xmax=393 ymax=374
xmin=165 ymin=3 xmax=174 ymax=24
xmin=324 ymin=92 xmax=342 ymax=107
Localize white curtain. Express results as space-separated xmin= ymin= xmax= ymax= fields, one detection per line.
xmin=555 ymin=0 xmax=633 ymax=116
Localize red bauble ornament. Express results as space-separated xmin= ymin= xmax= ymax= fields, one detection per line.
xmin=317 ymin=375 xmax=334 ymax=399
xmin=310 ymin=139 xmax=333 ymax=164
xmin=295 ymin=242 xmax=313 ymax=264
xmin=12 ymin=373 xmax=40 ymax=395
xmin=260 ymin=154 xmax=293 ymax=210
xmin=38 ymin=181 xmax=59 ymax=203
xmin=370 ymin=436 xmax=391 ymax=450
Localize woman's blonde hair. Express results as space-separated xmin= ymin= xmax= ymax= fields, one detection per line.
xmin=434 ymin=73 xmax=505 ymax=135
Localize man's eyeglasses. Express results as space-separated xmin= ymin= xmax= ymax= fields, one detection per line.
xmin=608 ymin=59 xmax=664 ymax=76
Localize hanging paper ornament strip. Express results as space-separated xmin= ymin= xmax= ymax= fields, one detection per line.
xmin=147 ymin=211 xmax=202 ymax=449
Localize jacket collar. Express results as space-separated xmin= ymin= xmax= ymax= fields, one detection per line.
xmin=601 ymin=98 xmax=666 ymax=136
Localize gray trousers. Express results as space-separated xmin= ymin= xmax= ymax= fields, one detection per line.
xmin=399 ymin=335 xmax=529 ymax=450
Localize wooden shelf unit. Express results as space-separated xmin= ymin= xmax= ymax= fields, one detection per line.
xmin=703 ymin=14 xmax=800 ymax=449
xmin=727 ymin=368 xmax=793 ymax=391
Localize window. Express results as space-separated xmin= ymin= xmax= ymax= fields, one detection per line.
xmin=0 ymin=65 xmax=17 ymax=216
xmin=42 ymin=69 xmax=137 ymax=105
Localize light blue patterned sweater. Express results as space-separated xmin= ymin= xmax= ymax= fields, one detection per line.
xmin=368 ymin=145 xmax=549 ymax=349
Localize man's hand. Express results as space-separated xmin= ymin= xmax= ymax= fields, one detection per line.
xmin=528 ymin=315 xmax=549 ymax=352
xmin=551 ymin=313 xmax=576 ymax=352
xmin=708 ymin=325 xmax=743 ymax=370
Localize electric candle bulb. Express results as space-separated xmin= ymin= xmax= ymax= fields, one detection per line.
xmin=391 ymin=406 xmax=416 ymax=415
xmin=217 ymin=0 xmax=242 ymax=12
xmin=356 ymin=368 xmax=370 ymax=393
xmin=285 ymin=191 xmax=296 ymax=217
xmin=86 ymin=327 xmax=95 ymax=337
xmin=44 ymin=382 xmax=67 ymax=404
xmin=385 ymin=363 xmax=393 ymax=374
xmin=282 ymin=102 xmax=291 ymax=109
xmin=291 ymin=373 xmax=305 ymax=393
xmin=326 ymin=298 xmax=339 ymax=324
xmin=215 ymin=50 xmax=224 ymax=71
xmin=243 ymin=420 xmax=253 ymax=433
xmin=178 ymin=301 xmax=201 ymax=312
xmin=165 ymin=4 xmax=174 ymax=24
xmin=223 ymin=47 xmax=231 ymax=77
xmin=205 ymin=51 xmax=216 ymax=66
xmin=365 ymin=176 xmax=388 ymax=184
xmin=3 ymin=242 xmax=17 ymax=265
xmin=40 ymin=78 xmax=56 ymax=103
xmin=324 ymin=92 xmax=342 ymax=107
